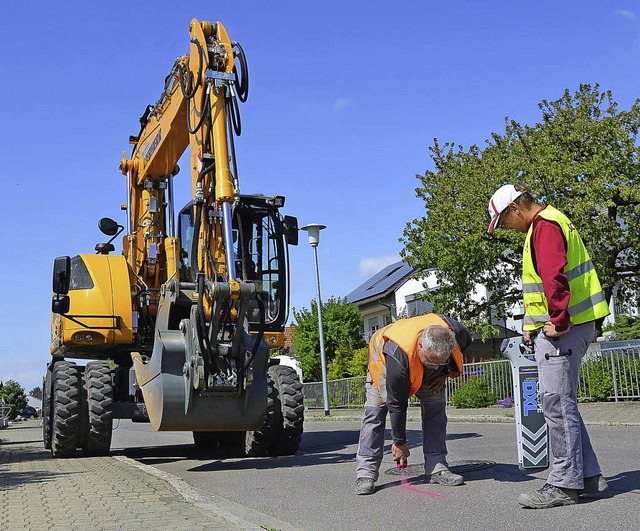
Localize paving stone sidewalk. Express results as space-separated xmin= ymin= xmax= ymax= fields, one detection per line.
xmin=0 ymin=422 xmax=241 ymax=531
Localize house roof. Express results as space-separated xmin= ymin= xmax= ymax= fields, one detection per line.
xmin=346 ymin=260 xmax=416 ymax=305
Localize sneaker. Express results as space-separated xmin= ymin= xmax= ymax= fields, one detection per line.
xmin=427 ymin=470 xmax=465 ymax=486
xmin=355 ymin=477 xmax=375 ymax=495
xmin=518 ymin=483 xmax=579 ymax=509
xmin=579 ymin=474 xmax=610 ymax=499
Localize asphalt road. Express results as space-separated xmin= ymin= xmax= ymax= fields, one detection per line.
xmin=111 ymin=419 xmax=640 ymax=531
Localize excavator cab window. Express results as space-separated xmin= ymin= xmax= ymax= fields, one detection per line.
xmin=177 ymin=195 xmax=291 ymax=333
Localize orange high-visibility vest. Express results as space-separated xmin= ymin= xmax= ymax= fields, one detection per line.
xmin=368 ymin=314 xmax=464 ymax=397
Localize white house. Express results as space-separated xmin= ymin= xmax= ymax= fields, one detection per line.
xmin=346 ymin=260 xmax=520 ymax=361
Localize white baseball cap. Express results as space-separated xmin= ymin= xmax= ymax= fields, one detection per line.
xmin=487 ymin=185 xmax=523 ymax=234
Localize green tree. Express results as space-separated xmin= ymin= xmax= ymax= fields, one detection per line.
xmin=0 ymin=380 xmax=28 ymax=420
xmin=292 ymin=297 xmax=366 ymax=382
xmin=348 ymin=346 xmax=369 ymax=377
xmin=402 ymin=84 xmax=640 ymax=336
xmin=327 ymin=339 xmax=353 ymax=380
xmin=29 ymin=386 xmax=43 ymax=400
xmin=327 ymin=339 xmax=370 ymax=380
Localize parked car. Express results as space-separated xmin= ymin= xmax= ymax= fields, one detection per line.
xmin=16 ymin=406 xmax=38 ymax=419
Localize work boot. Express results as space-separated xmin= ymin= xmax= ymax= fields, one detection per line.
xmin=579 ymin=474 xmax=610 ymax=499
xmin=518 ymin=483 xmax=579 ymax=509
xmin=426 ymin=470 xmax=464 ymax=486
xmin=355 ymin=477 xmax=375 ymax=495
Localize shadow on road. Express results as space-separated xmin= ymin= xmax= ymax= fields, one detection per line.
xmin=606 ymin=469 xmax=640 ymax=495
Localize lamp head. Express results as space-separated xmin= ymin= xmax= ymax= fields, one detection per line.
xmin=300 ymin=223 xmax=326 ymax=247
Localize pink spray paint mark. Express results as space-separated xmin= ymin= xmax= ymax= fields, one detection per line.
xmin=398 ymin=465 xmax=444 ymax=499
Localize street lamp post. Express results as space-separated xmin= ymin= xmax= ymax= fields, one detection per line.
xmin=300 ymin=223 xmax=330 ymax=416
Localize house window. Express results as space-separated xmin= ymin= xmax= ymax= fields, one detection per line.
xmin=405 ymin=292 xmax=433 ymax=316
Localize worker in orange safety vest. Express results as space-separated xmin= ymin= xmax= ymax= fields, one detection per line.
xmin=354 ymin=313 xmax=471 ymax=495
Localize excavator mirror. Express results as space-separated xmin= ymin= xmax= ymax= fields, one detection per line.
xmin=52 ymin=256 xmax=71 ymax=295
xmin=283 ymin=215 xmax=299 ymax=246
xmin=52 ymin=294 xmax=70 ymax=315
xmin=98 ymin=217 xmax=120 ymax=236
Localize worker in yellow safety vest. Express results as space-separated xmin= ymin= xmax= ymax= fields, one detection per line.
xmin=487 ymin=184 xmax=610 ymax=509
xmin=354 ymin=313 xmax=471 ymax=495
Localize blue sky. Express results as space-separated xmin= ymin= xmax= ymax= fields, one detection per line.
xmin=1 ymin=1 xmax=639 ymax=392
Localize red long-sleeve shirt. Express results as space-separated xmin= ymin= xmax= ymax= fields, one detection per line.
xmin=531 ymin=207 xmax=571 ymax=332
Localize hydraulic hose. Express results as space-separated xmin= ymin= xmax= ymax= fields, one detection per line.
xmin=232 ymin=41 xmax=249 ymax=103
xmin=179 ymin=39 xmax=205 ymax=99
xmin=196 ymin=273 xmax=215 ymax=374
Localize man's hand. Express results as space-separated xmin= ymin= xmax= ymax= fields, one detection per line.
xmin=392 ymin=443 xmax=410 ymax=468
xmin=427 ymin=374 xmax=447 ymax=394
xmin=523 ymin=330 xmax=535 ymax=347
xmin=543 ymin=321 xmax=570 ymax=338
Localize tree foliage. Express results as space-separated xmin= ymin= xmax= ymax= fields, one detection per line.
xmin=602 ymin=315 xmax=640 ymax=340
xmin=0 ymin=380 xmax=28 ymax=420
xmin=29 ymin=386 xmax=43 ymax=400
xmin=402 ymin=84 xmax=640 ymax=335
xmin=292 ymin=297 xmax=367 ymax=382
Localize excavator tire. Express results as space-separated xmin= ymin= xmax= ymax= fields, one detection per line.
xmin=42 ymin=372 xmax=52 ymax=449
xmin=51 ymin=361 xmax=81 ymax=458
xmin=269 ymin=365 xmax=304 ymax=456
xmin=193 ymin=431 xmax=220 ymax=453
xmin=218 ymin=431 xmax=243 ymax=448
xmin=82 ymin=361 xmax=113 ymax=456
xmin=244 ymin=370 xmax=279 ymax=457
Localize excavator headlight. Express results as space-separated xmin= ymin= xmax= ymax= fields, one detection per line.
xmin=266 ymin=196 xmax=285 ymax=208
xmin=84 ymin=334 xmax=94 ymax=342
xmin=73 ymin=333 xmax=83 ymax=342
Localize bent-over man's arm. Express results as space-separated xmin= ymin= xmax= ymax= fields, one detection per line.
xmin=384 ymin=340 xmax=410 ymax=446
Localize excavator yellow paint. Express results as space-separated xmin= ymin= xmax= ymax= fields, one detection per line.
xmin=51 ymin=254 xmax=133 ymax=357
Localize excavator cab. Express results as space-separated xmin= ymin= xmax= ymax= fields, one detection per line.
xmin=178 ymin=194 xmax=298 ymax=341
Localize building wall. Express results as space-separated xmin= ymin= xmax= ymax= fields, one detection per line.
xmin=358 ymin=295 xmax=395 ymax=341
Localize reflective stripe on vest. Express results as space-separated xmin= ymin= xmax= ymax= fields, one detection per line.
xmin=522 ymin=206 xmax=610 ymax=331
xmin=368 ymin=314 xmax=464 ymax=397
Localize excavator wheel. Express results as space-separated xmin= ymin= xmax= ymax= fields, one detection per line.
xmin=51 ymin=361 xmax=81 ymax=458
xmin=192 ymin=431 xmax=220 ymax=454
xmin=218 ymin=431 xmax=244 ymax=448
xmin=244 ymin=370 xmax=279 ymax=457
xmin=268 ymin=365 xmax=304 ymax=456
xmin=42 ymin=371 xmax=53 ymax=449
xmin=82 ymin=361 xmax=113 ymax=456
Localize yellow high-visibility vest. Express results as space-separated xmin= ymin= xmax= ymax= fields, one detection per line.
xmin=522 ymin=206 xmax=610 ymax=331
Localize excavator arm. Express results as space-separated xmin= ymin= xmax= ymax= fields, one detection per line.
xmin=117 ymin=19 xmax=292 ymax=429
xmin=120 ymin=19 xmax=241 ymax=303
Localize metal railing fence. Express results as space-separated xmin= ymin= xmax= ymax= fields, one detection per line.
xmin=302 ymin=340 xmax=640 ymax=408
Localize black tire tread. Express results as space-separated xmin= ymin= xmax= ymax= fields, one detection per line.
xmin=83 ymin=361 xmax=113 ymax=456
xmin=193 ymin=431 xmax=220 ymax=453
xmin=42 ymin=371 xmax=52 ymax=449
xmin=269 ymin=365 xmax=304 ymax=456
xmin=245 ymin=372 xmax=279 ymax=457
xmin=51 ymin=361 xmax=80 ymax=458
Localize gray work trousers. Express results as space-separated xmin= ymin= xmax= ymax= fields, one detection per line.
xmin=535 ymin=322 xmax=602 ymax=489
xmin=355 ymin=374 xmax=448 ymax=481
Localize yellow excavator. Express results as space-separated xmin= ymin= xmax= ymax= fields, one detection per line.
xmin=44 ymin=18 xmax=303 ymax=458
